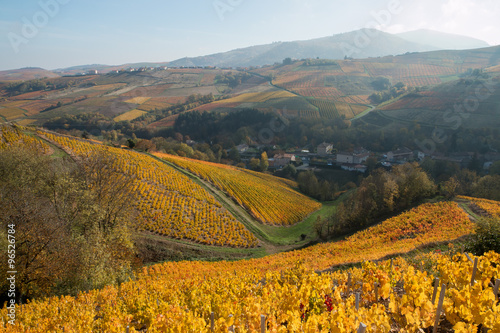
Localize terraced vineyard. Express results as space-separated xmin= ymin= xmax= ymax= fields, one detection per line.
xmin=308 ymin=99 xmax=339 ymax=119
xmin=459 ymin=195 xmax=500 ymax=217
xmin=0 ymin=125 xmax=50 ymax=153
xmin=38 ymin=131 xmax=258 ymax=248
xmin=1 ymin=201 xmax=486 ymax=332
xmin=155 ymin=153 xmax=321 ymax=226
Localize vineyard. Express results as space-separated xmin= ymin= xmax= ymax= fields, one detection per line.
xmin=1 ymin=201 xmax=491 ymax=332
xmin=0 ymin=107 xmax=25 ymax=121
xmin=299 ymin=109 xmax=321 ymax=119
xmin=38 ymin=131 xmax=258 ymax=248
xmin=137 ymin=97 xmax=173 ymax=111
xmin=292 ymin=87 xmax=343 ymax=99
xmin=212 ymin=91 xmax=296 ymax=104
xmin=308 ymin=99 xmax=339 ymax=119
xmin=0 ymin=125 xmax=50 ymax=153
xmin=113 ymin=109 xmax=148 ymax=122
xmin=459 ymin=195 xmax=500 ymax=218
xmin=154 ymin=153 xmax=321 ymax=226
xmin=308 ymin=100 xmax=368 ymax=119
xmin=124 ymin=97 xmax=151 ymax=104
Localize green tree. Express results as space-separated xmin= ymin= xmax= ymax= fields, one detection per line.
xmin=473 ymin=175 xmax=500 ymax=201
xmin=228 ymin=147 xmax=241 ymax=163
xmin=249 ymin=158 xmax=260 ymax=171
xmin=490 ymin=161 xmax=500 ymax=176
xmin=467 ymin=217 xmax=500 ymax=255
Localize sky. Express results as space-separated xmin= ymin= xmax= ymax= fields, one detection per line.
xmin=0 ymin=0 xmax=499 ymax=71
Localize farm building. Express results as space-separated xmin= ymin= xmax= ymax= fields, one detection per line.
xmin=317 ymin=142 xmax=333 ymax=155
xmin=387 ymin=147 xmax=413 ymax=162
xmin=336 ymin=148 xmax=370 ymax=164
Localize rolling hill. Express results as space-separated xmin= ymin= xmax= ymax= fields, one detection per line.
xmin=397 ymin=29 xmax=490 ymax=50
xmin=0 ymin=67 xmax=60 ymax=81
xmin=1 ymin=45 xmax=500 ymax=131
xmin=166 ymin=29 xmax=437 ymax=68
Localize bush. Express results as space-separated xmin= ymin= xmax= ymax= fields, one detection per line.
xmin=467 ymin=217 xmax=500 ymax=255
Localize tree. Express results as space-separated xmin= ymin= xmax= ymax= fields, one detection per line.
xmin=249 ymin=158 xmax=260 ymax=171
xmin=260 ymin=152 xmax=269 ymax=172
xmin=281 ymin=164 xmax=297 ymax=179
xmin=490 ymin=161 xmax=500 ymax=176
xmin=135 ymin=139 xmax=156 ymax=152
xmin=0 ymin=148 xmax=137 ymax=301
xmin=473 ymin=175 xmax=500 ymax=201
xmin=440 ymin=176 xmax=459 ymax=199
xmin=371 ymin=77 xmax=391 ymax=91
xmin=228 ymin=147 xmax=241 ymax=163
xmin=467 ymin=217 xmax=500 ymax=255
xmin=127 ymin=138 xmax=136 ymax=149
xmin=283 ymin=57 xmax=292 ymax=65
xmin=327 ymin=163 xmax=436 ymax=238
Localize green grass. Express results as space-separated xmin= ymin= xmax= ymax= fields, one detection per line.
xmin=258 ymin=201 xmax=338 ymax=245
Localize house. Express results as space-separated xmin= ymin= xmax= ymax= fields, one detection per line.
xmin=236 ymin=144 xmax=249 ymax=153
xmin=337 ymin=152 xmax=354 ymax=164
xmin=317 ymin=142 xmax=333 ymax=155
xmin=87 ymin=69 xmax=98 ymax=75
xmin=387 ymin=147 xmax=413 ymax=162
xmin=336 ymin=148 xmax=370 ymax=164
xmin=273 ymin=153 xmax=296 ymax=168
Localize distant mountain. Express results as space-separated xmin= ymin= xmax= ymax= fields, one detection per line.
xmin=0 ymin=67 xmax=60 ymax=82
xmin=166 ymin=29 xmax=437 ymax=68
xmin=397 ymin=29 xmax=489 ymax=51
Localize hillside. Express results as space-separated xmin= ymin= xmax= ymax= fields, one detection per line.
xmin=1 ymin=45 xmax=500 ymax=133
xmin=155 ymin=152 xmax=321 ymax=226
xmin=2 ymin=199 xmax=496 ymax=332
xmin=368 ymin=66 xmax=500 ymax=129
xmin=0 ymin=67 xmax=60 ymax=82
xmin=167 ymin=29 xmax=436 ymax=68
xmin=397 ymin=29 xmax=490 ymax=50
xmin=1 ymin=126 xmax=323 ymax=248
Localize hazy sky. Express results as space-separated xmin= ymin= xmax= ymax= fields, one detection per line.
xmin=1 ymin=0 xmax=499 ymax=71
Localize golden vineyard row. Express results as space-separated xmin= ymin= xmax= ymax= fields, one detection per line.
xmin=155 ymin=153 xmax=321 ymax=226
xmin=1 ymin=201 xmax=486 ymax=332
xmin=38 ymin=131 xmax=258 ymax=247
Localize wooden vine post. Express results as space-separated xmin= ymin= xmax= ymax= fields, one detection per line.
xmin=431 ymin=278 xmax=440 ymax=304
xmin=357 ymin=322 xmax=367 ymax=333
xmin=470 ymin=257 xmax=478 ymax=286
xmin=432 ymin=284 xmax=446 ymax=333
